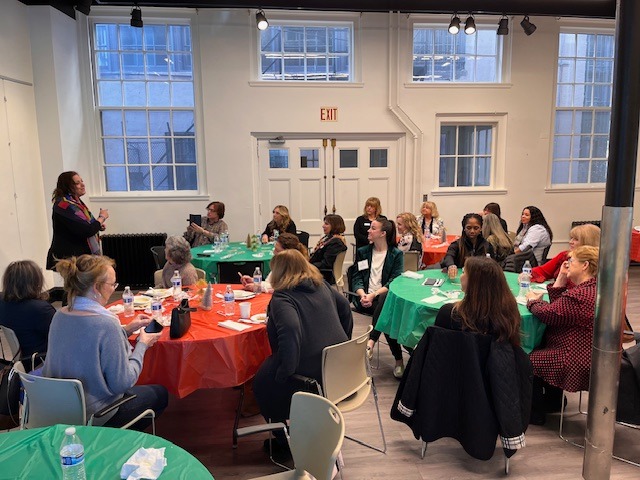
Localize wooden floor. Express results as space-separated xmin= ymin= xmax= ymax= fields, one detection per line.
xmin=138 ymin=269 xmax=640 ymax=478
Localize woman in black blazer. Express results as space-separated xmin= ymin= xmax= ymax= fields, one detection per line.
xmin=309 ymin=214 xmax=348 ymax=284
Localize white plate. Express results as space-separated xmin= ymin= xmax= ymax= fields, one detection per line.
xmin=250 ymin=313 xmax=267 ymax=323
xmin=133 ymin=296 xmax=151 ymax=309
xmin=142 ymin=289 xmax=172 ymax=299
xmin=233 ymin=290 xmax=256 ymax=300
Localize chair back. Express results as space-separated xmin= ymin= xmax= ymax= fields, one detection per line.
xmin=195 ymin=268 xmax=206 ymax=281
xmin=153 ymin=270 xmax=163 ymax=287
xmin=333 ymin=250 xmax=347 ymax=290
xmin=150 ymin=246 xmax=166 ymax=270
xmin=295 ymin=230 xmax=310 ymax=249
xmin=18 ymin=372 xmax=86 ymax=429
xmin=218 ymin=261 xmax=263 ymax=284
xmin=403 ymin=251 xmax=420 ymax=272
xmin=289 ymin=392 xmax=345 ymax=480
xmin=0 ymin=326 xmax=21 ymax=361
xmin=322 ymin=325 xmax=373 ymax=405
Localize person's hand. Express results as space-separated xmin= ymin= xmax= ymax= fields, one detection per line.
xmin=138 ymin=329 xmax=162 ymax=347
xmin=100 ymin=224 xmax=106 ymax=231
xmin=124 ymin=314 xmax=152 ymax=335
xmin=98 ymin=208 xmax=109 ymax=220
xmin=558 ymin=260 xmax=570 ymax=277
xmin=360 ymin=293 xmax=375 ymax=308
xmin=241 ymin=275 xmax=254 ymax=290
xmin=525 ymin=291 xmax=544 ymax=302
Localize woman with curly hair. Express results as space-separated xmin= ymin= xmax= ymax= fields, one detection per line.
xmin=161 ymin=236 xmax=198 ymax=288
xmin=396 ymin=212 xmax=424 ymax=253
xmin=416 ymin=201 xmax=445 ymax=240
xmin=261 ymin=205 xmax=297 ymax=243
xmin=513 ymin=206 xmax=553 ymax=265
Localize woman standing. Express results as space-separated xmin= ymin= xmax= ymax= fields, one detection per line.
xmin=46 ymin=172 xmax=109 ymax=269
xmin=309 ymin=214 xmax=348 ymax=284
xmin=514 ymin=206 xmax=553 ymax=265
xmin=353 ymin=197 xmax=386 ymax=249
xmin=352 ymin=218 xmax=405 ymax=378
xmin=396 ymin=212 xmax=424 ymax=253
xmin=261 ymin=205 xmax=297 ymax=243
xmin=442 ymin=213 xmax=494 ymax=268
xmin=482 ymin=213 xmax=513 ymax=263
xmin=416 ymin=201 xmax=445 ymax=240
xmin=525 ymin=246 xmax=598 ymax=424
xmin=43 ymin=255 xmax=167 ymax=430
xmin=161 ymin=236 xmax=198 ymax=288
xmin=184 ymin=201 xmax=228 ymax=247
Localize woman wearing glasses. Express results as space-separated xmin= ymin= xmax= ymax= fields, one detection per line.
xmin=184 ymin=201 xmax=228 ymax=247
xmin=441 ymin=213 xmax=494 ymax=269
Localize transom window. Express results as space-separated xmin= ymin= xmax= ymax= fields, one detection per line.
xmin=413 ymin=26 xmax=502 ymax=82
xmin=552 ymin=31 xmax=614 ymax=184
xmin=92 ymin=22 xmax=198 ymax=192
xmin=439 ymin=125 xmax=494 ymax=187
xmin=260 ymin=23 xmax=352 ymax=81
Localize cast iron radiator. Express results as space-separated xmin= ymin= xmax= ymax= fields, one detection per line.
xmin=101 ymin=233 xmax=167 ymax=288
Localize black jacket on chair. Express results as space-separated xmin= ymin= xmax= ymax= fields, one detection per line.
xmin=391 ymin=326 xmax=532 ymax=461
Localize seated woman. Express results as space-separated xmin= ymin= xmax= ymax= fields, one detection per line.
xmin=416 ymin=201 xmax=445 ymax=240
xmin=309 ymin=214 xmax=348 ymax=284
xmin=261 ymin=205 xmax=297 ymax=243
xmin=241 ymin=233 xmax=308 ymax=292
xmin=161 ymin=236 xmax=198 ymax=288
xmin=253 ymin=249 xmax=352 ymax=456
xmin=353 ymin=197 xmax=386 ymax=250
xmin=525 ymin=246 xmax=598 ymax=425
xmin=396 ymin=212 xmax=424 ymax=253
xmin=442 ymin=213 xmax=494 ymax=268
xmin=531 ymin=223 xmax=600 ymax=284
xmin=352 ymin=218 xmax=405 ymax=378
xmin=482 ymin=213 xmax=513 ymax=263
xmin=513 ymin=206 xmax=553 ymax=265
xmin=43 ymin=255 xmax=167 ymax=430
xmin=184 ymin=201 xmax=228 ymax=247
xmin=0 ymin=260 xmax=55 ymax=370
xmin=483 ymin=202 xmax=508 ymax=233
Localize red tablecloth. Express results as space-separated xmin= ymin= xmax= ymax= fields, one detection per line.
xmin=421 ymin=235 xmax=460 ymax=267
xmin=116 ymin=285 xmax=271 ymax=398
xmin=631 ymin=230 xmax=640 ymax=262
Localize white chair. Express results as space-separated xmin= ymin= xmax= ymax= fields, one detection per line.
xmin=17 ymin=372 xmax=156 ymax=434
xmin=196 ymin=267 xmax=206 ymax=281
xmin=249 ymin=392 xmax=345 ymax=480
xmin=332 ymin=250 xmax=347 ymax=293
xmin=0 ymin=325 xmax=21 ymax=362
xmin=154 ymin=269 xmax=163 ymax=288
xmin=403 ymin=251 xmax=420 ymax=272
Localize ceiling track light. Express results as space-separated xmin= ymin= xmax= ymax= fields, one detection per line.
xmin=464 ymin=14 xmax=476 ymax=35
xmin=448 ymin=13 xmax=461 ymax=35
xmin=256 ymin=9 xmax=269 ymax=31
xmin=130 ymin=5 xmax=143 ymax=28
xmin=521 ymin=15 xmax=537 ymax=36
xmin=497 ymin=15 xmax=509 ymax=36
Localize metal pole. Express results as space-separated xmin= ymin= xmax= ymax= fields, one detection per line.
xmin=583 ymin=0 xmax=640 ymax=478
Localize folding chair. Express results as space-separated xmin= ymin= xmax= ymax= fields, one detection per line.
xmin=150 ymin=246 xmax=166 ymax=270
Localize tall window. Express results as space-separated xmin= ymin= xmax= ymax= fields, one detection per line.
xmin=552 ymin=32 xmax=614 ymax=184
xmin=413 ymin=26 xmax=502 ymax=82
xmin=439 ymin=125 xmax=494 ymax=187
xmin=260 ymin=23 xmax=352 ymax=81
xmin=92 ymin=23 xmax=198 ymax=192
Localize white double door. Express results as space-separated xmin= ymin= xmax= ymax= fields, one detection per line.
xmin=256 ymin=135 xmax=400 ymax=251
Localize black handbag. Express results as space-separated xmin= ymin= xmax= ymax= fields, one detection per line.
xmin=170 ymin=298 xmax=195 ymax=339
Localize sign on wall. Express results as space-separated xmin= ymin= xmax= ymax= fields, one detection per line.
xmin=320 ymin=107 xmax=338 ymax=122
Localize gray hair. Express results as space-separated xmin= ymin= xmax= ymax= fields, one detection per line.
xmin=165 ymin=236 xmax=192 ymax=265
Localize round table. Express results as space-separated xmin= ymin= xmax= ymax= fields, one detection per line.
xmin=0 ymin=424 xmax=213 ymax=479
xmin=374 ymin=270 xmax=547 ymax=354
xmin=191 ymin=242 xmax=275 ymax=283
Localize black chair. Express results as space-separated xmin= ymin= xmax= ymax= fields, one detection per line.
xmin=150 ymin=246 xmax=166 ymax=270
xmin=295 ymin=231 xmax=310 ymax=250
xmin=218 ymin=261 xmax=263 ymax=284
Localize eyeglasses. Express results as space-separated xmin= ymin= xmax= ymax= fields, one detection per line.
xmin=102 ymin=281 xmax=119 ymax=289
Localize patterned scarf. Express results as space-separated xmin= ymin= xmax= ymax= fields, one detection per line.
xmin=59 ymin=194 xmax=101 ymax=255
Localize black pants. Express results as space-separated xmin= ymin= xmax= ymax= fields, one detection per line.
xmin=531 ymin=375 xmax=565 ymax=414
xmin=359 ymin=292 xmax=403 ymax=361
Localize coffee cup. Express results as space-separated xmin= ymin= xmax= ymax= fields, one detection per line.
xmin=239 ymin=302 xmax=251 ymax=319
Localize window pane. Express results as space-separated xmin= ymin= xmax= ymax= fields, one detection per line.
xmin=269 ymin=149 xmax=288 ymax=168
xmin=592 ymin=135 xmax=609 ymax=158
xmin=557 ymin=59 xmax=575 ymax=83
xmin=454 ymin=56 xmax=474 ymax=81
xmin=574 ymin=111 xmax=593 ymax=134
xmin=439 ymin=157 xmax=455 ymax=187
xmin=555 ymin=111 xmax=572 ymax=134
xmin=475 ymin=126 xmax=492 ymax=155
xmin=329 ymin=27 xmax=349 ymax=53
xmin=458 ymin=126 xmax=475 ymax=155
xmin=457 ymin=157 xmax=473 ymax=186
xmin=174 ymin=137 xmax=195 ymax=164
xmin=284 ymin=27 xmax=304 ymax=52
xmin=340 ymin=149 xmax=358 ymax=168
xmin=123 ymin=82 xmax=146 ymax=106
xmin=98 ymin=82 xmax=123 ymax=107
xmin=150 ymin=138 xmax=172 ymax=164
xmin=551 ymin=160 xmax=570 ymax=183
xmin=105 ymin=167 xmax=127 ymax=191
xmin=144 ymin=25 xmax=167 ymax=51
xmin=261 ymin=55 xmax=282 ymax=79
xmin=559 ymin=33 xmax=576 ymax=57
xmin=475 ymin=57 xmax=496 ymax=82
xmin=125 ymin=111 xmax=147 ymax=136
xmin=146 ymin=53 xmax=169 ymax=79
xmin=101 ymin=111 xmax=123 ymax=136
xmin=328 ymin=56 xmax=349 ymax=81
xmin=284 ymin=57 xmax=305 ymax=80
xmin=127 ymin=139 xmax=149 ymax=164
xmin=572 ymin=135 xmax=591 ymax=158
xmin=596 ymin=34 xmax=614 ymax=58
xmin=96 ymin=53 xmax=120 ymax=80
xmin=103 ymin=139 xmax=125 ymax=164
xmin=171 ymin=82 xmax=194 ymax=107
xmin=95 ymin=24 xmax=118 ymax=50
xmin=149 ymin=111 xmax=171 ymax=136
xmin=176 ymin=166 xmax=198 ymax=190
xmin=306 ymin=27 xmax=326 ymax=53
xmin=370 ymin=149 xmax=388 ymax=168
xmin=173 ymin=111 xmax=194 ymax=134
xmin=307 ymin=56 xmax=327 ymax=80
xmin=169 ymin=53 xmax=193 ymax=80
xmin=128 ymin=165 xmax=151 ymax=191
xmin=594 ymin=111 xmax=611 ymax=133
xmin=122 ymin=52 xmax=144 ymax=79
xmin=300 ymin=149 xmax=319 ymax=168
xmin=440 ymin=126 xmax=456 ymax=154
xmin=434 ymin=30 xmax=453 ymax=55
xmin=556 ymin=85 xmax=573 ymax=107
xmin=553 ymin=136 xmax=571 ymax=158
xmin=571 ymin=160 xmax=590 ymax=183
xmin=152 ymin=165 xmax=174 ymax=190
xmin=148 ymin=82 xmax=170 ymax=106
xmin=475 ymin=157 xmax=491 ymax=186
xmin=261 ymin=27 xmax=282 ymax=52
xmin=476 ymin=30 xmax=496 ymax=55
xmin=120 ymin=25 xmax=142 ymax=50
xmin=168 ymin=26 xmax=192 ymax=51
xmin=591 ymin=160 xmax=607 ymax=182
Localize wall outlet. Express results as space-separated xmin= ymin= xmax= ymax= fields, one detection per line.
xmin=422 ymin=194 xmax=428 ymax=202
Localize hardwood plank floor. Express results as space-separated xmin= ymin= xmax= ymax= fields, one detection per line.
xmin=128 ymin=267 xmax=640 ymax=478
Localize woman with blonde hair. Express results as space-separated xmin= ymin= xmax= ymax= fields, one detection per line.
xmin=416 ymin=201 xmax=445 ymax=240
xmin=353 ymin=197 xmax=386 ymax=249
xmin=396 ymin=212 xmax=424 ymax=253
xmin=253 ymin=249 xmax=352 ymax=457
xmin=43 ymin=255 xmax=167 ymax=430
xmin=261 ymin=205 xmax=297 ymax=243
xmin=482 ymin=213 xmax=513 ymax=263
xmin=310 ymin=214 xmax=348 ymax=284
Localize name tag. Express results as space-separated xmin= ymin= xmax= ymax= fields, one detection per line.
xmin=357 ymin=260 xmax=369 ymax=271
xmin=363 ymin=222 xmax=371 ymax=227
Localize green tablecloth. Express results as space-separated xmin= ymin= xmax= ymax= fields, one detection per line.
xmin=375 ymin=270 xmax=547 ymax=354
xmin=0 ymin=424 xmax=213 ymax=479
xmin=191 ymin=242 xmax=275 ymax=283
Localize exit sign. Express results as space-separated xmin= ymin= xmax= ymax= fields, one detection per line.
xmin=320 ymin=107 xmax=338 ymax=122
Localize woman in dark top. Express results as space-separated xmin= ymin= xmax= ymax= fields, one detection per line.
xmin=261 ymin=205 xmax=297 ymax=243
xmin=309 ymin=214 xmax=348 ymax=284
xmin=0 ymin=260 xmax=55 ymax=369
xmin=46 ymin=172 xmax=109 ymax=269
xmin=253 ymin=249 xmax=352 ymax=454
xmin=442 ymin=213 xmax=494 ymax=268
xmin=483 ymin=202 xmax=508 ymax=233
xmin=353 ymin=197 xmax=386 ymax=249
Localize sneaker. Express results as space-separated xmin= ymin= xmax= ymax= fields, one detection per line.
xmin=366 ymin=346 xmax=373 ymax=361
xmin=393 ymin=364 xmax=405 ymax=379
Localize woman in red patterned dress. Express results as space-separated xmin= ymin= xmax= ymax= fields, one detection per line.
xmin=525 ymin=245 xmax=599 ymax=424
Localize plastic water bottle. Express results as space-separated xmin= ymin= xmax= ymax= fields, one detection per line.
xmin=122 ymin=286 xmax=134 ymax=317
xmin=522 ymin=260 xmax=532 ymax=277
xmin=151 ymin=294 xmax=162 ymax=321
xmin=440 ymin=228 xmax=447 ymax=243
xmin=224 ymin=285 xmax=235 ymax=316
xmin=171 ymin=270 xmax=182 ymax=300
xmin=60 ymin=426 xmax=86 ymax=480
xmin=253 ymin=267 xmax=262 ymax=294
xmin=518 ymin=270 xmax=531 ymax=298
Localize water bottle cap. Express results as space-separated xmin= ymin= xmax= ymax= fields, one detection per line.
xmin=65 ymin=427 xmax=76 ymax=436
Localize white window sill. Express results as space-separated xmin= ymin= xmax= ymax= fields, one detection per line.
xmin=89 ymin=194 xmax=210 ymax=202
xmin=248 ymin=81 xmax=364 ymax=88
xmin=544 ymin=186 xmax=606 ymax=193
xmin=431 ymin=189 xmax=507 ymax=196
xmin=405 ymin=82 xmax=513 ymax=89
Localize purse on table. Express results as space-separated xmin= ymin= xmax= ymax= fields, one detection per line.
xmin=170 ymin=298 xmax=195 ymax=339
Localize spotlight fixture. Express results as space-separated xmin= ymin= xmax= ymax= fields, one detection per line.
xmin=497 ymin=16 xmax=509 ymax=36
xmin=256 ymin=9 xmax=269 ymax=31
xmin=130 ymin=5 xmax=143 ymax=28
xmin=520 ymin=15 xmax=537 ymax=36
xmin=448 ymin=14 xmax=461 ymax=35
xmin=464 ymin=14 xmax=476 ymax=35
